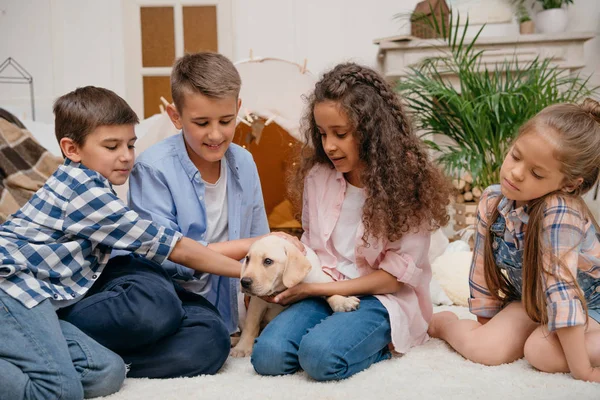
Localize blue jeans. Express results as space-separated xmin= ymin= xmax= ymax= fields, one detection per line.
xmin=59 ymin=254 xmax=230 ymax=378
xmin=0 ymin=289 xmax=125 ymax=400
xmin=251 ymin=296 xmax=392 ymax=381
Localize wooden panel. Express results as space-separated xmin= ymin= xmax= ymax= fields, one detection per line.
xmin=233 ymin=121 xmax=299 ymax=221
xmin=141 ymin=7 xmax=175 ymax=67
xmin=182 ymin=6 xmax=218 ymax=53
xmin=142 ymin=76 xmax=172 ymax=118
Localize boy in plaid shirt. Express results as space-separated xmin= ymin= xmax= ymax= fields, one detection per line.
xmin=0 ymin=87 xmax=246 ymax=399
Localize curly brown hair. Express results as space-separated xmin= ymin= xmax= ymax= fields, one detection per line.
xmin=289 ymin=63 xmax=451 ymax=242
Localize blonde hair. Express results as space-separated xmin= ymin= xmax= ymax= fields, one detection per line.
xmin=171 ymin=52 xmax=241 ymax=111
xmin=483 ymin=98 xmax=600 ymax=324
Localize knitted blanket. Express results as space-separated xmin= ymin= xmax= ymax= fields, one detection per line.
xmin=0 ymin=112 xmax=63 ymax=222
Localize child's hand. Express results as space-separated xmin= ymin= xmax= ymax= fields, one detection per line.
xmin=272 ymin=283 xmax=314 ymax=305
xmin=269 ymin=231 xmax=305 ymax=254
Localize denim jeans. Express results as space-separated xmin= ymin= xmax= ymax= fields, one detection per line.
xmin=251 ymin=295 xmax=391 ymax=381
xmin=59 ymin=254 xmax=230 ymax=378
xmin=0 ymin=289 xmax=125 ymax=400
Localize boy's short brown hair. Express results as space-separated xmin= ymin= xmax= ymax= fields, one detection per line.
xmin=53 ymin=86 xmax=139 ymax=146
xmin=171 ymin=52 xmax=241 ymax=111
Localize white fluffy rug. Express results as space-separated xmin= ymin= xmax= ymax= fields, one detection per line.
xmin=101 ymin=306 xmax=599 ymax=400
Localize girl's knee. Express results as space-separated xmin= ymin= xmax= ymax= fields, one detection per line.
xmin=523 ymin=330 xmax=557 ymax=372
xmin=460 ymin=337 xmax=520 ymax=366
xmin=298 ymin=335 xmax=342 ymax=381
xmin=523 ymin=334 xmax=540 ymax=367
xmin=251 ymin=335 xmax=297 ymax=376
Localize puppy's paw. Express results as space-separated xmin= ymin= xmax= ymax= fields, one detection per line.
xmin=230 ymin=343 xmax=253 ymax=358
xmin=327 ymin=295 xmax=360 ymax=312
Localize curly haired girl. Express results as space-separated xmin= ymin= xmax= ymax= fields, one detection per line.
xmin=250 ymin=62 xmax=451 ymax=381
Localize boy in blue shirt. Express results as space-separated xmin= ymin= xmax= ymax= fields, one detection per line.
xmin=0 ymin=86 xmax=247 ymax=397
xmin=127 ymin=52 xmax=270 ymax=334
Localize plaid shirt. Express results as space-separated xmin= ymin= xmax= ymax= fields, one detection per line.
xmin=469 ymin=185 xmax=600 ymax=331
xmin=0 ymin=159 xmax=182 ymax=309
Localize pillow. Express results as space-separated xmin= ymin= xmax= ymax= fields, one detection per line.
xmin=428 ymin=229 xmax=453 ymax=306
xmin=428 ymin=229 xmax=449 ymax=263
xmin=430 ymin=277 xmax=453 ymax=306
xmin=431 ymin=250 xmax=473 ymax=307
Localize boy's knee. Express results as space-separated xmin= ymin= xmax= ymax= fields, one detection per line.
xmin=112 ymin=283 xmax=184 ymax=345
xmin=34 ymin=373 xmax=84 ymax=400
xmin=84 ymin=351 xmax=126 ymax=398
xmin=66 ymin=279 xmax=184 ymax=351
xmin=169 ymin=317 xmax=231 ymax=377
xmin=1 ymin=368 xmax=84 ymax=400
xmin=58 ymin=379 xmax=85 ymax=400
xmin=194 ymin=319 xmax=231 ymax=375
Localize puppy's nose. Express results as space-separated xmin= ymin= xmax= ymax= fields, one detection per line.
xmin=241 ymin=277 xmax=253 ymax=289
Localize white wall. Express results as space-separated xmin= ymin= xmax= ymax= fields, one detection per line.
xmin=566 ymin=1 xmax=600 ymax=91
xmin=1 ymin=0 xmax=599 ymax=123
xmin=0 ymin=0 xmax=55 ymax=122
xmin=231 ymin=0 xmax=415 ymax=75
xmin=0 ymin=0 xmax=125 ymax=122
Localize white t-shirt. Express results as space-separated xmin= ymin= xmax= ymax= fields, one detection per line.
xmin=330 ymin=182 xmax=365 ymax=279
xmin=203 ymin=158 xmax=229 ymax=245
xmin=180 ymin=159 xmax=229 ymax=295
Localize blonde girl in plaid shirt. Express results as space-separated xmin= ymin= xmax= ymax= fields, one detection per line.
xmin=429 ymin=99 xmax=600 ymax=383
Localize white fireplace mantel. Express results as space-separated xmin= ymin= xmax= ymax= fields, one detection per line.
xmin=375 ymin=31 xmax=600 ymax=221
xmin=374 ymin=31 xmax=597 ymax=81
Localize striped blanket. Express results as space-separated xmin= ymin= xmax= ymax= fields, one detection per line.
xmin=0 ymin=110 xmax=63 ymax=222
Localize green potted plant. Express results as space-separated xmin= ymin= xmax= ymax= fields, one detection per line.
xmin=509 ymin=0 xmax=535 ymax=34
xmin=535 ymin=0 xmax=574 ymax=33
xmin=397 ymin=13 xmax=594 ymax=192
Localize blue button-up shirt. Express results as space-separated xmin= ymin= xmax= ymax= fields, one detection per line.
xmin=128 ymin=133 xmax=269 ymax=333
xmin=0 ymin=159 xmax=182 ymax=309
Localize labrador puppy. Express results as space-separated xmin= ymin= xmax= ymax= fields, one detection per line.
xmin=230 ymin=235 xmax=360 ymax=357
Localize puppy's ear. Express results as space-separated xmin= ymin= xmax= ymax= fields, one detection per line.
xmin=282 ymin=241 xmax=312 ymax=288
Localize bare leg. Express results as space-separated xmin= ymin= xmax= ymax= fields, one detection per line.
xmin=428 ymin=302 xmax=538 ymax=365
xmin=524 ymin=318 xmax=600 ymax=373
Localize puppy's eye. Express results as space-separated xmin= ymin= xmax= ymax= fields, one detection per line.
xmin=263 ymin=258 xmax=273 ymax=266
xmin=245 ymin=255 xmax=250 ymax=263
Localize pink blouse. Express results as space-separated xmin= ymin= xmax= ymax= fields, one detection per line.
xmin=301 ymin=164 xmax=433 ymax=353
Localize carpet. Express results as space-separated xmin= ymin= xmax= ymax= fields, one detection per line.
xmin=100 ymin=306 xmax=600 ymax=400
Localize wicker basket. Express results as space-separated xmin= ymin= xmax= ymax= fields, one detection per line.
xmin=410 ymin=0 xmax=450 ymax=39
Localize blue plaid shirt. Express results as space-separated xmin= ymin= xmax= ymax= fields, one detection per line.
xmin=0 ymin=159 xmax=182 ymax=309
